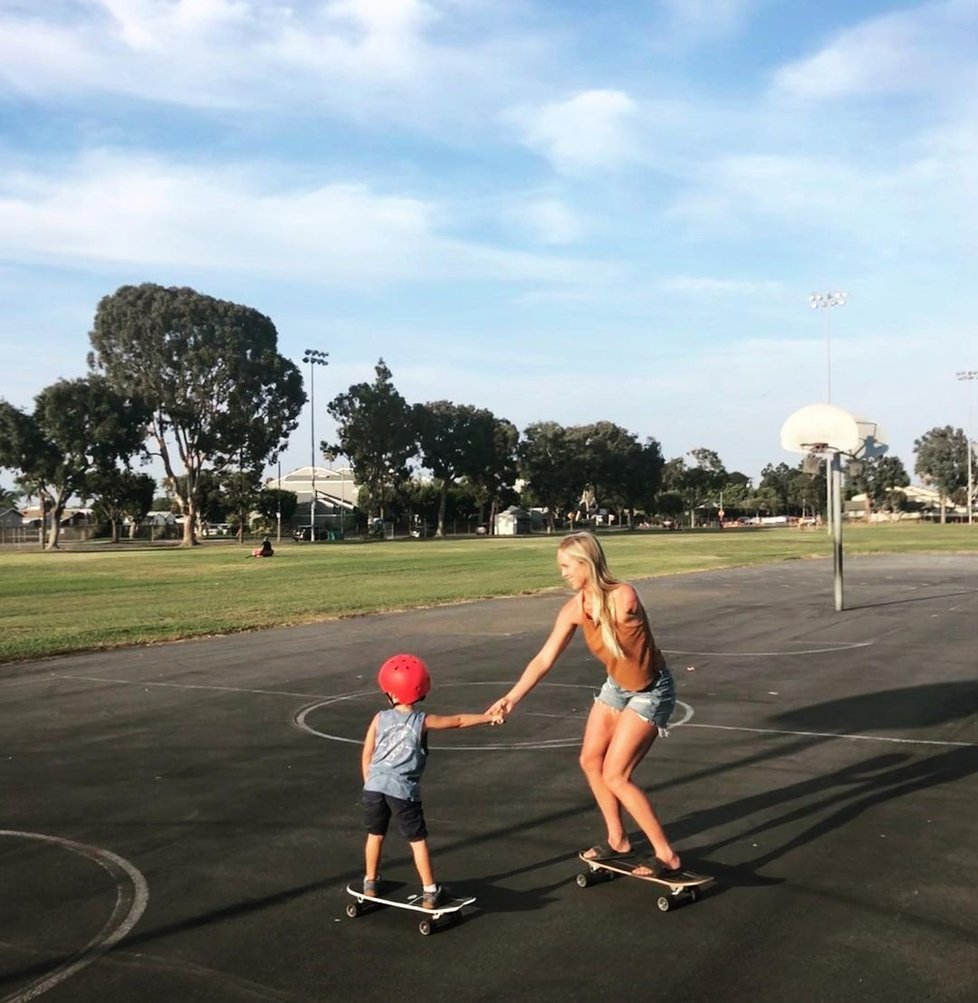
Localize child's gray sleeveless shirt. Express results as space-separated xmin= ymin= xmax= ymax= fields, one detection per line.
xmin=363 ymin=708 xmax=428 ymax=801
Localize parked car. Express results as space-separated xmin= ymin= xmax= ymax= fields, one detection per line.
xmin=202 ymin=523 xmax=232 ymax=537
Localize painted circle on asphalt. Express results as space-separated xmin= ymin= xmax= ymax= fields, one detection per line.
xmin=294 ymin=681 xmax=694 ymax=750
xmin=0 ymin=830 xmax=148 ymax=1003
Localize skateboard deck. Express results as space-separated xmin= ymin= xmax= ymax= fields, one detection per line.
xmin=345 ymin=883 xmax=476 ymax=935
xmin=576 ymin=852 xmax=712 ymax=912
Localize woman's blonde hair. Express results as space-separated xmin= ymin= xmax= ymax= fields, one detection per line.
xmin=558 ymin=531 xmax=623 ymax=658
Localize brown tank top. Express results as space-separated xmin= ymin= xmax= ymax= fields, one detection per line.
xmin=579 ymin=589 xmax=665 ymax=691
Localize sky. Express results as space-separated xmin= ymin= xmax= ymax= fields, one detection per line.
xmin=1 ymin=0 xmax=977 ymax=491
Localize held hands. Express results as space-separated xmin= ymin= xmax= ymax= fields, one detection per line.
xmin=485 ymin=696 xmax=515 ymax=724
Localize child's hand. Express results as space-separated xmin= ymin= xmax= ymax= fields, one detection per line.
xmin=486 ymin=696 xmax=513 ymax=720
xmin=488 ymin=710 xmax=505 ymax=726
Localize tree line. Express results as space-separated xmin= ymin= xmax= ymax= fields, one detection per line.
xmin=1 ymin=284 xmax=973 ymax=548
xmin=324 ymin=360 xmax=941 ymax=534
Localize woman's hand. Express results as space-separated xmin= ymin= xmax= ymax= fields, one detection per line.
xmin=485 ymin=696 xmax=514 ymax=720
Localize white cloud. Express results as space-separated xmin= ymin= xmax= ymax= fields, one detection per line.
xmin=0 ymin=151 xmax=614 ymax=287
xmin=773 ymin=0 xmax=978 ymax=100
xmin=657 ymin=276 xmax=782 ymax=296
xmin=660 ymin=0 xmax=754 ymax=39
xmin=0 ymin=0 xmax=538 ymax=123
xmin=510 ymin=89 xmax=639 ymax=174
xmin=511 ymin=197 xmax=586 ymax=245
xmin=664 ymin=142 xmax=978 ymax=260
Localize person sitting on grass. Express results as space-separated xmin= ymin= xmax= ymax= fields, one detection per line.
xmin=250 ymin=537 xmax=274 ymax=558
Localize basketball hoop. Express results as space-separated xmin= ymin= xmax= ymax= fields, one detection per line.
xmin=801 ymin=451 xmax=825 ymax=477
xmin=780 ymin=404 xmax=888 ymax=616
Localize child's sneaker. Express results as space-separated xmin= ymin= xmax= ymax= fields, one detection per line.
xmin=421 ymin=885 xmax=446 ymax=910
xmin=363 ymin=877 xmax=380 ymax=897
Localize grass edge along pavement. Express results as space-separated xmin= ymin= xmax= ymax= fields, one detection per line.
xmin=1 ymin=524 xmax=975 ymax=665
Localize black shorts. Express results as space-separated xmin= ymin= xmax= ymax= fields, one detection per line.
xmin=362 ymin=790 xmax=428 ymax=842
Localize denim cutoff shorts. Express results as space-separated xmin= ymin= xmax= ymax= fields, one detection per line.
xmin=595 ymin=666 xmax=676 ymax=730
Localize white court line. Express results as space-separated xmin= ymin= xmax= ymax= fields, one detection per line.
xmin=295 ymin=692 xmax=695 ymax=751
xmin=686 ymin=722 xmax=975 ymax=748
xmin=662 ymin=641 xmax=874 ymax=657
xmin=0 ymin=831 xmax=148 ymax=1003
xmin=53 ymin=674 xmax=325 ymax=699
xmin=58 ymin=673 xmax=968 ymax=750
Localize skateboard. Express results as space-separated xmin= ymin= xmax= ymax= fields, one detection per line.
xmin=345 ymin=883 xmax=476 ymax=936
xmin=576 ymin=852 xmax=712 ymax=912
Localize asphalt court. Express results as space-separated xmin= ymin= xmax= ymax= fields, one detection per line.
xmin=1 ymin=553 xmax=976 ymax=1002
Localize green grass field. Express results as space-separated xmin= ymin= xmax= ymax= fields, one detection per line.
xmin=1 ymin=523 xmax=975 ymax=665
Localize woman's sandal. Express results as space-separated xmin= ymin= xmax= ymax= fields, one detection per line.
xmin=580 ymin=842 xmax=630 ymax=862
xmin=632 ymin=856 xmax=683 ymax=878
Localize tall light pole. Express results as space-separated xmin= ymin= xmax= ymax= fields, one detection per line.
xmin=957 ymin=370 xmax=977 ymax=525
xmin=276 ymin=459 xmax=282 ymax=543
xmin=809 ymin=291 xmax=848 ymax=404
xmin=303 ymin=348 xmax=330 ymax=541
xmin=809 ymin=292 xmax=848 ymax=535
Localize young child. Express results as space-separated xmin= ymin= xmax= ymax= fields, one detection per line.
xmin=361 ymin=652 xmax=503 ymax=909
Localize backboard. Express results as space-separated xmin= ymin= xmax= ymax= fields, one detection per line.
xmin=853 ymin=418 xmax=889 ymax=460
xmin=780 ymin=404 xmax=862 ymax=455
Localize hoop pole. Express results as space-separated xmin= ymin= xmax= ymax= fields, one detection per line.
xmin=831 ymin=452 xmax=844 ymax=611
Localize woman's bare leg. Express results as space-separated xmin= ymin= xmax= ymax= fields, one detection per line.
xmin=600 ymin=709 xmax=680 ymax=871
xmin=579 ymin=701 xmax=632 ymax=855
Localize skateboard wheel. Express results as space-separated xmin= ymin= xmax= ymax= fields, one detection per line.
xmin=418 ymin=919 xmax=433 ymax=936
xmin=345 ymin=903 xmax=360 ymax=919
xmin=576 ymin=873 xmax=590 ymax=889
xmin=656 ymin=896 xmax=671 ymax=913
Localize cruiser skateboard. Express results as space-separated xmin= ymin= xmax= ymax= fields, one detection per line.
xmin=576 ymin=851 xmax=712 ymax=912
xmin=345 ymin=883 xmax=476 ymax=936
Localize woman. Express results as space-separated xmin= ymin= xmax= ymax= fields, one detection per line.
xmin=487 ymin=531 xmax=681 ymax=876
xmin=250 ymin=537 xmax=274 ymax=558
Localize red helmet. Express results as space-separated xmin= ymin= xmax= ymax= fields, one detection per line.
xmin=377 ymin=653 xmax=431 ymax=705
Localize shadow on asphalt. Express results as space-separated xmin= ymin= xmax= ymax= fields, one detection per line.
xmin=672 ymin=743 xmax=978 ymax=880
xmin=773 ymin=681 xmax=978 ymax=733
xmin=845 ymin=588 xmax=978 ymax=611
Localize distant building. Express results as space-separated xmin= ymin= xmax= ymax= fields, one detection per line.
xmin=19 ymin=506 xmax=95 ymax=528
xmin=846 ymin=484 xmax=967 ymax=521
xmin=495 ymin=505 xmax=532 ymax=535
xmin=265 ymin=465 xmax=358 ymax=535
xmin=0 ymin=508 xmax=23 ymax=529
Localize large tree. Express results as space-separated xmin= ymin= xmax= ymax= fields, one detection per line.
xmin=0 ymin=377 xmax=149 ymax=549
xmin=661 ymin=448 xmax=727 ymax=526
xmin=0 ymin=484 xmax=21 ymax=510
xmin=914 ymin=426 xmax=967 ymax=522
xmin=0 ymin=400 xmax=48 ymax=540
xmin=463 ymin=414 xmax=519 ymax=534
xmin=416 ymin=401 xmax=513 ymax=537
xmin=850 ymin=454 xmax=910 ymax=515
xmin=566 ymin=422 xmax=662 ymax=528
xmin=518 ymin=421 xmax=581 ymax=533
xmin=89 ymin=469 xmax=157 ymax=542
xmin=758 ymin=462 xmax=795 ymax=516
xmin=89 ymin=284 xmax=304 ymax=546
xmin=325 ymin=359 xmax=417 ymax=519
xmin=254 ymin=487 xmax=299 ymax=535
